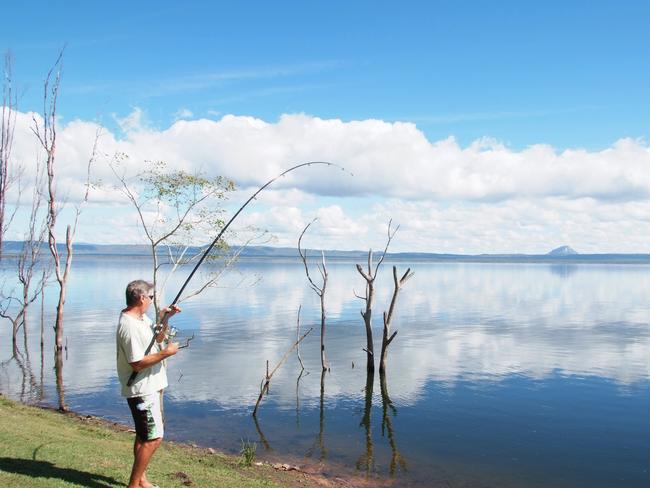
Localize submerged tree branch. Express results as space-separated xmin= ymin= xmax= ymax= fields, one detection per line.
xmin=379 ymin=265 xmax=414 ymax=372
xmin=253 ymin=326 xmax=313 ymax=417
xmin=298 ymin=220 xmax=329 ymax=371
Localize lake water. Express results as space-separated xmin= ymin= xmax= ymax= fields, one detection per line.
xmin=1 ymin=256 xmax=650 ymax=487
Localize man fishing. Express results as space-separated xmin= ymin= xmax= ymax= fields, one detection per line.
xmin=116 ymin=279 xmax=180 ymax=488
xmin=112 ymin=162 xmax=337 ymax=487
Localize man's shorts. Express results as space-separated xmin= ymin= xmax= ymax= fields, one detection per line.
xmin=127 ymin=391 xmax=164 ymax=441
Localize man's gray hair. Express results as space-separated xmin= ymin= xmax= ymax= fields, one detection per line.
xmin=125 ymin=280 xmax=153 ymax=306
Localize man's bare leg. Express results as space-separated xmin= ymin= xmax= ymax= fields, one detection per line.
xmin=128 ymin=436 xmax=161 ymax=488
xmin=133 ymin=437 xmax=155 ymax=488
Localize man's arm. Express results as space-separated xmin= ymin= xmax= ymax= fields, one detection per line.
xmin=129 ymin=342 xmax=179 ymax=372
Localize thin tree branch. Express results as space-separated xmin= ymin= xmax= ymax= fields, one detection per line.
xmin=296 ymin=305 xmax=305 ymax=371
xmin=297 ymin=219 xmax=322 ymax=294
xmin=253 ymin=327 xmax=313 ymax=416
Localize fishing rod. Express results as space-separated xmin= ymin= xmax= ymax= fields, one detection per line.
xmin=127 ymin=161 xmax=343 ymax=387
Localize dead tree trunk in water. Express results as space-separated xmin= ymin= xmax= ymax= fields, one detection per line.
xmin=54 ymin=349 xmax=66 ymax=411
xmin=37 ymin=52 xmax=65 ymax=350
xmin=33 ymin=50 xmax=95 ymax=351
xmin=356 ymin=252 xmax=378 ymax=372
xmin=355 ymin=220 xmax=398 ymax=372
xmin=40 ymin=292 xmax=45 ymax=400
xmin=298 ymin=219 xmax=329 ymax=371
xmin=379 ymin=265 xmax=414 ymax=373
xmin=40 ymin=290 xmax=45 ymax=351
xmin=253 ymin=325 xmax=312 ymax=416
xmin=0 ymin=51 xmax=19 ymax=260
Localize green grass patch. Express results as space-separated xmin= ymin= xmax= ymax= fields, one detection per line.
xmin=0 ymin=395 xmax=310 ymax=488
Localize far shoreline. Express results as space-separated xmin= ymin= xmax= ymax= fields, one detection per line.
xmin=5 ymin=240 xmax=650 ymax=265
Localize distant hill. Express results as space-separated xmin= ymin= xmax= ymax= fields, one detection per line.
xmin=3 ymin=241 xmax=650 ymax=264
xmin=548 ymin=245 xmax=578 ymax=256
xmin=2 ymin=241 xmax=154 ymax=256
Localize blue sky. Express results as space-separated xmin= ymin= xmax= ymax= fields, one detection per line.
xmin=4 ymin=1 xmax=650 ymax=253
xmin=5 ymin=1 xmax=650 ymax=149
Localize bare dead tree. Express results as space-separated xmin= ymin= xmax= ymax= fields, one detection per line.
xmin=298 ymin=219 xmax=329 ymax=371
xmin=0 ymin=165 xmax=50 ymax=349
xmin=0 ymin=50 xmax=19 ymax=260
xmin=35 ymin=51 xmax=63 ymax=348
xmin=354 ymin=220 xmax=398 ymax=372
xmin=379 ymin=265 xmax=414 ymax=373
xmin=253 ymin=325 xmax=313 ymax=416
xmin=32 ymin=50 xmax=96 ymax=351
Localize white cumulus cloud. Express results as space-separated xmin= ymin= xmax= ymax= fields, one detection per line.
xmin=6 ymin=108 xmax=650 ymax=252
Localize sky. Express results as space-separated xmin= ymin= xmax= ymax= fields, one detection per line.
xmin=3 ymin=0 xmax=650 ymax=253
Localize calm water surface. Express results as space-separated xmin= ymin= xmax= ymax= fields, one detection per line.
xmin=1 ymin=256 xmax=649 ymax=487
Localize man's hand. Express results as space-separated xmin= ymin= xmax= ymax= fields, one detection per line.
xmin=159 ymin=304 xmax=181 ymax=322
xmin=129 ymin=342 xmax=180 ymax=372
xmin=155 ymin=305 xmax=182 ymax=343
xmin=163 ymin=341 xmax=179 ymax=357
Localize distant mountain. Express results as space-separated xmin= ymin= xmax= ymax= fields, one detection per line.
xmin=548 ymin=245 xmax=578 ymax=256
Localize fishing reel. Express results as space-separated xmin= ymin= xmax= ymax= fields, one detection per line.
xmin=163 ymin=325 xmax=194 ymax=349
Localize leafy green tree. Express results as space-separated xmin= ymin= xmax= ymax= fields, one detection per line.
xmin=110 ymin=156 xmax=238 ymax=317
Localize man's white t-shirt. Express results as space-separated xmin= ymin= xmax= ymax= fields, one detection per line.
xmin=116 ymin=311 xmax=168 ymax=398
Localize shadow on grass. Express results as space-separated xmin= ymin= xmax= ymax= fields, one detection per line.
xmin=0 ymin=457 xmax=124 ymax=487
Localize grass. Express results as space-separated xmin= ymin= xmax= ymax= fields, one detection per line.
xmin=240 ymin=439 xmax=257 ymax=467
xmin=0 ymin=395 xmax=316 ymax=488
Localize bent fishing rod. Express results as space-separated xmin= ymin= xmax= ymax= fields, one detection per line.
xmin=127 ymin=161 xmax=341 ymax=387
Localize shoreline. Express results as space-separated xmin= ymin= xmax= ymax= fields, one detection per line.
xmin=0 ymin=393 xmax=404 ymax=488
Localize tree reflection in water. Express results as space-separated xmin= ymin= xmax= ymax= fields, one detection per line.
xmin=295 ymin=368 xmax=308 ymax=428
xmin=356 ymin=369 xmax=374 ymax=473
xmin=357 ymin=370 xmax=407 ymax=477
xmin=306 ymin=370 xmax=327 ymax=461
xmin=0 ymin=326 xmax=39 ymax=404
xmin=379 ymin=370 xmax=406 ymax=476
xmin=252 ymin=411 xmax=272 ymax=451
xmin=14 ymin=347 xmax=38 ymax=403
xmin=247 ymin=366 xmax=407 ymax=477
